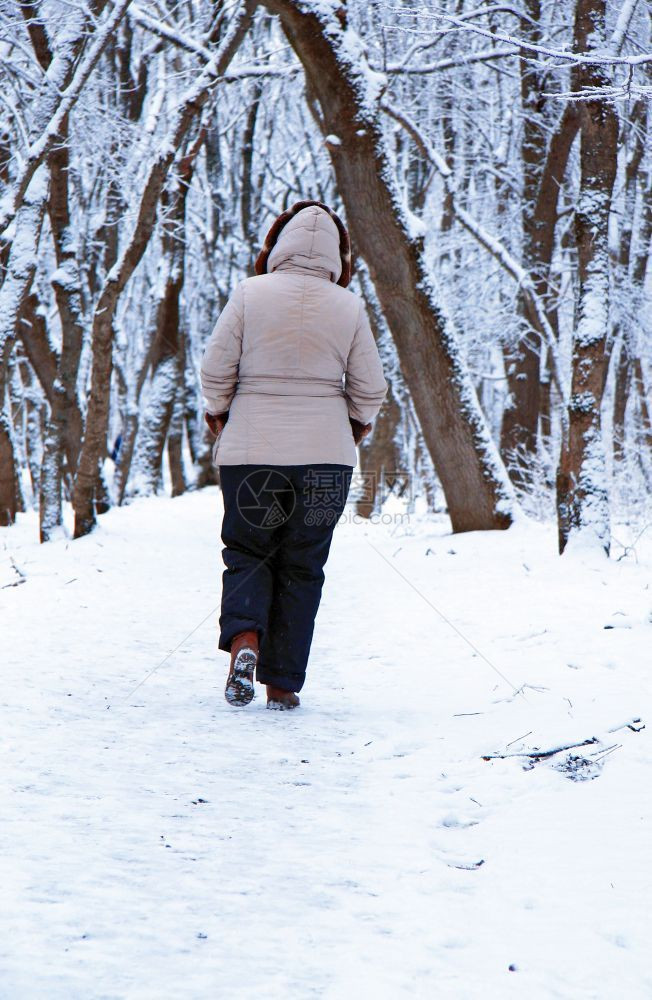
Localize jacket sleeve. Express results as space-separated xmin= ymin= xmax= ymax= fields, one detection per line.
xmin=200 ymin=282 xmax=245 ymax=415
xmin=344 ymin=301 xmax=388 ymax=423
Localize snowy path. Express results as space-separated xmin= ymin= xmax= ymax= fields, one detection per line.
xmin=2 ymin=489 xmax=652 ymax=999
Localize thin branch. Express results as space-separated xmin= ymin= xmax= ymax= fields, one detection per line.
xmin=390 ymin=5 xmax=652 ymax=68
xmin=381 ymin=46 xmax=517 ymax=75
xmin=483 ymin=737 xmax=599 ymax=760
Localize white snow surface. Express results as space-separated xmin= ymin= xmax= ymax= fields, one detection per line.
xmin=2 ymin=489 xmax=651 ymax=998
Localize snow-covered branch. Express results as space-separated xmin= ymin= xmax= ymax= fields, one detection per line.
xmin=0 ymin=0 xmax=135 ymax=239
xmin=381 ymin=100 xmax=568 ymax=411
xmin=386 ymin=4 xmax=652 ymax=68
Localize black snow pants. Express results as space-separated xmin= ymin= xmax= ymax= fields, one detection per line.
xmin=218 ymin=464 xmax=353 ymax=692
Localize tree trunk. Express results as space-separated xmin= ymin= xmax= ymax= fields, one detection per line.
xmin=500 ymin=338 xmax=541 ymax=468
xmin=355 ymin=267 xmax=409 ymax=518
xmin=263 ymin=0 xmax=515 ymax=532
xmin=500 ymin=0 xmax=547 ymax=473
xmin=73 ymin=5 xmax=255 ymax=537
xmin=612 ymin=336 xmax=631 ymax=465
xmin=356 ymin=387 xmax=403 ymax=520
xmin=129 ymin=132 xmax=200 ymax=497
xmin=556 ymin=0 xmax=619 ymax=554
xmin=39 ymin=422 xmax=63 ymax=541
xmin=112 ymin=343 xmax=155 ymax=504
xmin=633 ymin=360 xmax=652 ymax=462
xmin=500 ymin=20 xmax=581 ymax=472
xmin=19 ymin=357 xmax=45 ymax=504
xmin=0 ymin=411 xmax=19 ymax=527
xmin=241 ymin=80 xmax=263 ymax=274
xmin=167 ymin=385 xmax=187 ymax=498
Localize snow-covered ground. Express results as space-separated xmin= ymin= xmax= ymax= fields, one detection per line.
xmin=2 ymin=489 xmax=651 ymax=999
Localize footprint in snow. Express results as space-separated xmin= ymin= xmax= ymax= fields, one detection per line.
xmin=439 ymin=813 xmax=480 ymax=829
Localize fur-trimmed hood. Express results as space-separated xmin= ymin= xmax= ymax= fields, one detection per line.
xmin=255 ymin=201 xmax=352 ymax=287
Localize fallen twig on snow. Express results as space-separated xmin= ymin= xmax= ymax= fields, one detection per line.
xmin=483 ymin=718 xmax=645 ymax=761
xmin=482 ymin=737 xmax=599 ymax=761
xmin=607 ymin=718 xmax=645 ymax=733
xmin=1 ymin=557 xmax=26 ymax=589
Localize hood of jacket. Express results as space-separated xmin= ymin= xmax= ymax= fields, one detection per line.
xmin=255 ymin=201 xmax=352 ymax=286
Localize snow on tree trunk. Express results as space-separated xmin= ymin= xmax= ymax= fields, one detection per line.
xmin=39 ymin=420 xmax=64 ymax=542
xmin=263 ymin=0 xmax=516 ymax=533
xmin=0 ymin=168 xmax=49 ymax=528
xmin=556 ymin=0 xmax=619 ymax=555
xmin=130 ymin=356 xmax=180 ymax=496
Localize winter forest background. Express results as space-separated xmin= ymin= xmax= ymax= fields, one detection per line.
xmin=1 ymin=0 xmax=650 ymax=552
xmin=3 ymin=3 xmax=652 ymax=995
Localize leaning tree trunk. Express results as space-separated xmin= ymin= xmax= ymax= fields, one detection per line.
xmin=556 ymin=0 xmax=619 ymax=554
xmin=72 ymin=4 xmax=254 ymax=537
xmin=262 ymin=0 xmax=515 ymax=533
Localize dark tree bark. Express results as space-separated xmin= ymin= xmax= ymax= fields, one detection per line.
xmin=241 ymin=80 xmax=263 ymax=273
xmin=633 ymin=359 xmax=652 ymax=483
xmin=356 ymin=388 xmax=403 ymax=519
xmin=18 ymin=292 xmax=84 ymax=477
xmin=500 ymin=0 xmax=547 ymax=473
xmin=167 ymin=385 xmax=187 ymax=498
xmin=500 ymin=2 xmax=581 ymax=474
xmin=19 ymin=1 xmax=53 ymax=69
xmin=262 ymin=0 xmax=515 ymax=532
xmin=34 ymin=115 xmax=87 ymax=540
xmin=612 ymin=340 xmax=631 ymax=465
xmin=355 ymin=267 xmax=408 ymax=518
xmin=556 ymin=0 xmax=619 ymax=554
xmin=0 ymin=412 xmax=19 ymax=527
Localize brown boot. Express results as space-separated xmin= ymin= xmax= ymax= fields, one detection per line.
xmin=266 ymin=685 xmax=300 ymax=711
xmin=225 ymin=630 xmax=259 ymax=706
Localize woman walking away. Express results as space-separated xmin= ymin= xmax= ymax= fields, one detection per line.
xmin=201 ymin=201 xmax=387 ymax=710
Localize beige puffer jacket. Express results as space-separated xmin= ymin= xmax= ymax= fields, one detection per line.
xmin=200 ymin=205 xmax=388 ymax=467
